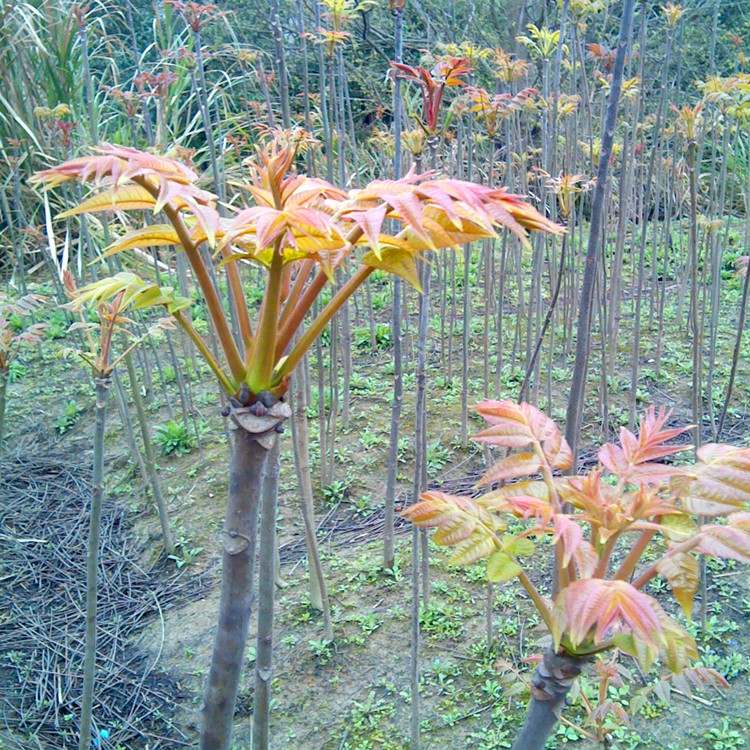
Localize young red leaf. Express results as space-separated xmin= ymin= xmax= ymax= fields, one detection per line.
xmin=476 ymin=451 xmax=542 ymax=487
xmin=552 ymin=514 xmax=584 ymax=567
xmin=589 ymin=700 xmax=629 ymax=728
xmin=694 ymin=512 xmax=750 ymax=562
xmin=673 ymin=444 xmax=750 ymax=516
xmin=472 ymin=400 xmax=572 ymax=471
xmin=599 ymin=408 xmax=691 ymax=481
xmin=479 ymin=482 xmax=555 ymax=524
xmin=433 ymin=515 xmax=478 ymax=546
xmin=680 ymin=666 xmax=728 ymax=692
xmin=572 ymin=540 xmax=600 ymax=580
xmin=402 ymin=490 xmax=491 ymax=528
xmin=553 ymin=579 xmax=667 ymax=652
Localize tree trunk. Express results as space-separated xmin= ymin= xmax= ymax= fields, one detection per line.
xmin=511 ymin=650 xmax=584 ymax=750
xmin=409 ymin=524 xmax=421 ymax=750
xmin=290 ymin=374 xmax=333 ymax=633
xmin=253 ymin=439 xmax=280 ymax=750
xmin=269 ymin=0 xmax=290 ymax=129
xmin=0 ymin=368 xmax=8 ymax=451
xmin=124 ymin=350 xmax=175 ymax=556
xmin=519 ymin=234 xmax=568 ymax=402
xmin=79 ymin=376 xmax=110 ymax=750
xmin=314 ymin=301 xmax=328 ymax=487
xmin=718 ymin=189 xmax=750 ymax=439
xmin=460 ymin=73 xmax=475 ymax=447
xmin=413 ymin=143 xmax=434 ymax=607
xmin=112 ymin=369 xmax=148 ymax=493
xmin=200 ymin=423 xmax=271 ymax=749
xmin=564 ymin=0 xmax=636 ymax=467
xmin=384 ymin=2 xmax=404 ymax=573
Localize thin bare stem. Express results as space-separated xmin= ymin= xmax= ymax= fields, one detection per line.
xmin=593 ymin=534 xmax=619 ymax=579
xmin=517 ymin=569 xmax=553 ymax=632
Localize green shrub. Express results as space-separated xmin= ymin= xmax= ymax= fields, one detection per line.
xmin=153 ymin=420 xmax=195 ymax=456
xmin=8 ymin=359 xmax=27 ymax=383
xmin=354 ymin=323 xmax=392 ymax=351
xmin=321 ymin=479 xmax=349 ymax=505
xmin=44 ymin=309 xmax=68 ymax=340
xmin=55 ymin=400 xmax=82 ymax=434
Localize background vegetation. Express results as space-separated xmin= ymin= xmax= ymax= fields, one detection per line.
xmin=4 ymin=0 xmax=750 ymax=748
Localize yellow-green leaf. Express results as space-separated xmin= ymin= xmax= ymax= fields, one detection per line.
xmin=659 ymin=514 xmax=697 ymax=542
xmin=659 ymin=618 xmax=698 ymax=674
xmin=502 ymin=534 xmax=535 ymax=557
xmin=72 ymin=272 xmax=191 ymax=318
xmin=362 ymin=247 xmax=422 ymax=291
xmin=166 ymin=295 xmax=192 ymax=314
xmin=100 ymin=225 xmax=180 ymax=259
xmin=613 ymin=632 xmax=658 ymax=673
xmin=58 ymin=185 xmax=156 ymax=218
xmin=487 ymin=551 xmax=522 ymax=583
xmin=448 ymin=532 xmax=496 ymax=566
xmin=655 ymin=553 xmax=699 ymax=618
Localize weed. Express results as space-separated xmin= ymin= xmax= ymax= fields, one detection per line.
xmin=153 ymin=420 xmax=195 ymax=456
xmin=321 ymin=480 xmax=349 ymax=505
xmin=354 ymin=323 xmax=392 ymax=351
xmin=699 ymin=647 xmax=749 ymax=679
xmin=349 ymin=372 xmax=380 ymax=395
xmin=43 ymin=309 xmax=68 ymax=340
xmin=431 ymin=580 xmax=473 ymax=604
xmin=466 ymin=725 xmax=513 ymax=750
xmin=358 ymin=429 xmax=385 ymax=449
xmin=426 ymin=440 xmax=451 ymax=474
xmin=307 ymin=639 xmax=334 ymax=665
xmin=342 ymin=690 xmax=396 ymax=743
xmin=554 ymin=723 xmax=583 ymax=743
xmin=8 ymin=359 xmax=27 ymax=382
xmin=55 ymin=400 xmax=83 ymax=434
xmin=350 ymin=493 xmax=374 ymax=516
xmin=168 ymin=530 xmax=203 ymax=567
xmin=335 ymin=444 xmax=353 ymax=465
xmin=687 ymin=614 xmax=740 ymax=643
xmin=397 ymin=437 xmax=411 ymax=464
xmin=420 ymin=602 xmax=466 ymax=640
xmin=699 ymin=718 xmax=746 ymax=750
xmin=607 ymin=726 xmax=647 ymax=750
xmin=349 ymin=612 xmax=381 ymax=635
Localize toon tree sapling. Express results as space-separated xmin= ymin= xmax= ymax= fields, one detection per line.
xmin=33 ymin=133 xmax=561 ymax=750
xmin=405 ymin=402 xmax=749 ymax=749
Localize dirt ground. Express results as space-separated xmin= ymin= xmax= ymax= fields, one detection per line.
xmin=4 ymin=288 xmax=750 ymax=749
